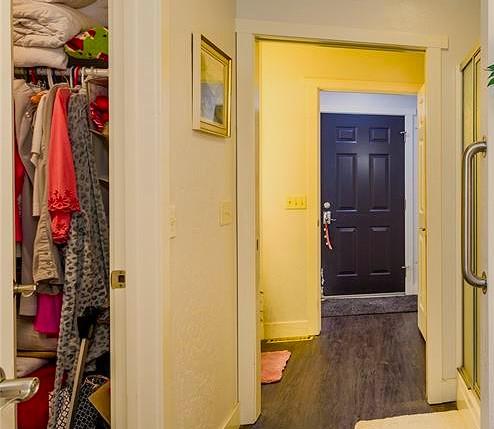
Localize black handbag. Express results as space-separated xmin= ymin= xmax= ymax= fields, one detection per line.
xmin=50 ymin=375 xmax=108 ymax=429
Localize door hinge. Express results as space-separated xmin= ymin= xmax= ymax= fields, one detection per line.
xmin=111 ymin=270 xmax=126 ymax=289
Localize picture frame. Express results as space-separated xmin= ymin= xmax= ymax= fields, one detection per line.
xmin=192 ymin=34 xmax=232 ymax=137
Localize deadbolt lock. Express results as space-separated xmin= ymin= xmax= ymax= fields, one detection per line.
xmin=111 ymin=270 xmax=126 ymax=289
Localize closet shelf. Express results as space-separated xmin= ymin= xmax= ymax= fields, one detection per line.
xmin=17 ymin=351 xmax=57 ymax=359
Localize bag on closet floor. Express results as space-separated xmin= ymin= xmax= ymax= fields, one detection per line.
xmin=50 ymin=375 xmax=108 ymax=429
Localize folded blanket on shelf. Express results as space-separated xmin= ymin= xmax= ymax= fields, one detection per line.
xmin=17 ymin=317 xmax=59 ymax=352
xmin=17 ymin=357 xmax=50 ymax=378
xmin=13 ymin=1 xmax=97 ymax=49
xmin=35 ymin=0 xmax=97 ymax=8
xmin=79 ymin=0 xmax=107 ymax=26
xmin=14 ymin=46 xmax=68 ymax=69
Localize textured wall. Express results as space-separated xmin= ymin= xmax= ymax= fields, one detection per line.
xmin=167 ymin=0 xmax=237 ymax=427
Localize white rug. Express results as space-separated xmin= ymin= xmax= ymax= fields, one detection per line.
xmin=355 ymin=411 xmax=466 ymax=429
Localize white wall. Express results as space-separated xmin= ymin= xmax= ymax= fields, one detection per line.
xmin=166 ymin=1 xmax=238 ymax=428
xmin=320 ymin=92 xmax=418 ymax=113
xmin=238 ymin=0 xmax=480 ymax=381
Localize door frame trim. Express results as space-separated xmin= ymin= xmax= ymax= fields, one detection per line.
xmin=0 ymin=0 xmax=167 ymax=427
xmin=0 ymin=0 xmax=15 ymax=426
xmin=319 ymin=99 xmax=419 ymax=296
xmin=109 ymin=0 xmax=167 ymax=427
xmin=237 ymin=19 xmax=452 ymax=425
xmin=482 ymin=0 xmax=494 ymax=426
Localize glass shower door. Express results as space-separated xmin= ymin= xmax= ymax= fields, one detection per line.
xmin=461 ymin=48 xmax=485 ymax=397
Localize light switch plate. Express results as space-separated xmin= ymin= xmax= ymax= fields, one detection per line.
xmin=220 ymin=201 xmax=233 ymax=226
xmin=286 ymin=196 xmax=307 ymax=210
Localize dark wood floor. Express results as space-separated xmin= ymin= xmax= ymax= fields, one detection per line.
xmin=243 ymin=312 xmax=455 ymax=429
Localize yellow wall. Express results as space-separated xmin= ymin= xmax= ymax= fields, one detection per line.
xmin=259 ymin=41 xmax=425 ymax=339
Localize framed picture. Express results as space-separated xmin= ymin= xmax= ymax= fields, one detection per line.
xmin=193 ymin=34 xmax=232 ymax=137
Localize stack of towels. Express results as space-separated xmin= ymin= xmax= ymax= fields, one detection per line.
xmin=13 ymin=0 xmax=107 ymax=69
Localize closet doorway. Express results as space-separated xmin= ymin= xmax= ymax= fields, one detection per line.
xmin=0 ymin=0 xmax=166 ymax=428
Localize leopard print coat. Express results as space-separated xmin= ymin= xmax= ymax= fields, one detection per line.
xmin=49 ymin=92 xmax=110 ymax=429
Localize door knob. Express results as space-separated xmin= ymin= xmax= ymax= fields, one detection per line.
xmin=322 ymin=202 xmax=335 ymax=225
xmin=0 ymin=368 xmax=39 ymax=403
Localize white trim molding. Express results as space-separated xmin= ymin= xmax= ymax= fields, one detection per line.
xmin=236 ymin=19 xmax=449 ymax=49
xmin=482 ymin=0 xmax=494 ymax=426
xmin=111 ymin=0 xmax=167 ymax=427
xmin=221 ymin=403 xmax=240 ymax=429
xmin=0 ymin=0 xmax=16 ymax=427
xmin=237 ymin=31 xmax=262 ymax=425
xmin=457 ymin=373 xmax=481 ymax=429
xmin=264 ymin=320 xmax=312 ymax=339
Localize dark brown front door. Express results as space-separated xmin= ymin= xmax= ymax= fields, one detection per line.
xmin=321 ymin=113 xmax=406 ymax=296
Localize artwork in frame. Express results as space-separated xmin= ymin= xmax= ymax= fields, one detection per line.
xmin=192 ymin=34 xmax=232 ymax=137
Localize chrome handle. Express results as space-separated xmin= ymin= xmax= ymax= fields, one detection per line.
xmin=0 ymin=378 xmax=40 ymax=402
xmin=0 ymin=369 xmax=39 ymax=403
xmin=462 ymin=141 xmax=487 ymax=290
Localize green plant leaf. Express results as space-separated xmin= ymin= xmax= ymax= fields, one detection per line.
xmin=488 ymin=77 xmax=494 ymax=87
xmin=488 ymin=64 xmax=494 ymax=71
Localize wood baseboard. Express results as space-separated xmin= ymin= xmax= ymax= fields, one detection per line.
xmin=264 ymin=319 xmax=316 ymax=339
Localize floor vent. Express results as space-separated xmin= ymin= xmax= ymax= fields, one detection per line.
xmin=266 ymin=335 xmax=315 ymax=344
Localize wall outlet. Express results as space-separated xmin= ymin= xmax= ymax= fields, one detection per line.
xmin=286 ymin=196 xmax=307 ymax=210
xmin=169 ymin=205 xmax=177 ymax=238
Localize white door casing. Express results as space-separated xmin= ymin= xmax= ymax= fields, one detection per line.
xmin=417 ymin=85 xmax=427 ymax=339
xmin=0 ymin=0 xmax=167 ymax=427
xmin=0 ymin=0 xmax=16 ymax=427
xmin=481 ymin=0 xmax=494 ymax=427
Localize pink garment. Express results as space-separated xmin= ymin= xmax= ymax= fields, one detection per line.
xmin=34 ymin=293 xmax=63 ymax=335
xmin=47 ymin=87 xmax=80 ymax=244
xmin=261 ymin=350 xmax=292 ymax=384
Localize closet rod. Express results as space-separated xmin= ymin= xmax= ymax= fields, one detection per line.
xmin=13 ymin=67 xmax=109 ymax=78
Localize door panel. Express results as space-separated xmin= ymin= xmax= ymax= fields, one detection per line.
xmin=321 ymin=113 xmax=406 ymax=296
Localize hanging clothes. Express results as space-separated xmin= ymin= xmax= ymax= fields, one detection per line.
xmin=31 ymin=85 xmax=67 ymax=335
xmin=13 ymin=79 xmax=40 ymax=316
xmin=14 ymin=141 xmax=25 ymax=243
xmin=47 ymin=87 xmax=80 ymax=244
xmin=49 ymin=93 xmax=109 ymax=429
xmin=31 ymin=94 xmax=48 ymax=218
xmin=34 ymin=293 xmax=63 ymax=335
xmin=32 ymin=84 xmax=66 ymax=285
